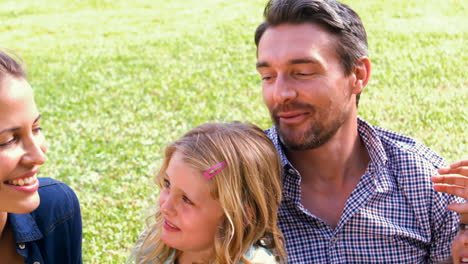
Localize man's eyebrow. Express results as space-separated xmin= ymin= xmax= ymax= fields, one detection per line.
xmin=256 ymin=58 xmax=321 ymax=69
xmin=290 ymin=58 xmax=320 ymax=65
xmin=0 ymin=115 xmax=42 ymax=135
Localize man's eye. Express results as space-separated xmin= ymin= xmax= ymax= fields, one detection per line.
xmin=296 ymin=72 xmax=312 ymax=76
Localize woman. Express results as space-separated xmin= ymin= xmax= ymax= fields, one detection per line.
xmin=432 ymin=160 xmax=468 ymax=263
xmin=0 ymin=50 xmax=82 ymax=263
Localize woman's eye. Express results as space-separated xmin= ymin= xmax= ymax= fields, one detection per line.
xmin=33 ymin=127 xmax=43 ymax=134
xmin=0 ymin=137 xmax=17 ymax=147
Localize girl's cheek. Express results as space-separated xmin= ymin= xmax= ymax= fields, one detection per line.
xmin=159 ymin=189 xmax=169 ymax=207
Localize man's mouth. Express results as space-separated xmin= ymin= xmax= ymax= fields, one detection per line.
xmin=277 ymin=111 xmax=309 ymax=124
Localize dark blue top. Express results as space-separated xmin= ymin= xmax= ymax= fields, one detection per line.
xmin=8 ymin=178 xmax=82 ymax=264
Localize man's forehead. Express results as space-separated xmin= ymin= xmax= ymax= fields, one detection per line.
xmin=257 ymin=23 xmax=338 ymax=63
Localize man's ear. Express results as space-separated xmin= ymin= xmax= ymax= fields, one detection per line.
xmin=351 ymin=56 xmax=371 ymax=95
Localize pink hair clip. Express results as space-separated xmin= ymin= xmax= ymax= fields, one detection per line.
xmin=203 ymin=161 xmax=227 ymax=179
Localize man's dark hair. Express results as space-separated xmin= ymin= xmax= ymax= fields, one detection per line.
xmin=254 ymin=0 xmax=368 ymax=105
xmin=0 ymin=50 xmax=26 ymax=80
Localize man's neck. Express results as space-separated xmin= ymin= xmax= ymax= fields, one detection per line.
xmin=285 ymin=116 xmax=369 ymax=228
xmin=286 ymin=116 xmax=369 ymax=187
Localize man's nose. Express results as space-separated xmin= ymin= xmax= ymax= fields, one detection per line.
xmin=273 ymin=74 xmax=297 ymax=105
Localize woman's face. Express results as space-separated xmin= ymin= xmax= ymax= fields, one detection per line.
xmin=0 ymin=76 xmax=46 ymax=214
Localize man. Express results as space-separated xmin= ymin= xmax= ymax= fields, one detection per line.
xmin=254 ymin=0 xmax=461 ymax=262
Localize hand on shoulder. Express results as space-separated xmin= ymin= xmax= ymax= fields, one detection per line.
xmin=431 ymin=160 xmax=468 ymax=264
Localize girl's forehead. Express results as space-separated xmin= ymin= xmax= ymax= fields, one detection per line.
xmin=165 ymin=152 xmax=216 ymax=203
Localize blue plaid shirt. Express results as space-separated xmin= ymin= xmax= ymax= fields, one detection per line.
xmin=266 ymin=117 xmax=461 ymax=263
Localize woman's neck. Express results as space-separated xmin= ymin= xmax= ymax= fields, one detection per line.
xmin=0 ymin=212 xmax=24 ymax=263
xmin=0 ymin=212 xmax=7 ymax=239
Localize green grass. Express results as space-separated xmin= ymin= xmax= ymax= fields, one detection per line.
xmin=1 ymin=0 xmax=466 ymax=262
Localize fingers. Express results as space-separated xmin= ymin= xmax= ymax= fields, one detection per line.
xmin=432 ymin=175 xmax=468 ymax=186
xmin=439 ymin=160 xmax=468 ymax=176
xmin=451 ymin=160 xmax=468 ymax=169
xmin=447 ymin=204 xmax=468 ymax=215
xmin=433 ymin=184 xmax=468 ymax=200
xmin=439 ymin=167 xmax=468 ymax=177
xmin=432 ymin=160 xmax=468 ymax=198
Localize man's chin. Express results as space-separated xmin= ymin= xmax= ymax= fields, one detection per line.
xmin=278 ymin=128 xmax=308 ymax=150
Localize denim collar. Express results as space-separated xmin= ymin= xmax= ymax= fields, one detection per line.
xmin=8 ymin=210 xmax=44 ymax=243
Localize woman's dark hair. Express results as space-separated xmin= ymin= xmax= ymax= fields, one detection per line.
xmin=0 ymin=50 xmax=26 ymax=80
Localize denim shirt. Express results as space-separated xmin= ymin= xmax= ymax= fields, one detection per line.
xmin=8 ymin=178 xmax=82 ymax=264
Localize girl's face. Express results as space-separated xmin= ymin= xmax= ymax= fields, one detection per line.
xmin=0 ymin=77 xmax=46 ymax=214
xmin=159 ymin=151 xmax=224 ymax=259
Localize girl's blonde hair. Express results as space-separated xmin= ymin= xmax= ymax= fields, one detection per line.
xmin=133 ymin=122 xmax=286 ymax=263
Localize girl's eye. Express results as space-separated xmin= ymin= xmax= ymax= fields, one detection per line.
xmin=163 ymin=179 xmax=170 ymax=188
xmin=182 ymin=196 xmax=193 ymax=205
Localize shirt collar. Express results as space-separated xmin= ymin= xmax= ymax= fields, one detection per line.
xmin=8 ymin=212 xmax=43 ymax=243
xmin=356 ymin=117 xmax=388 ymax=169
xmin=266 ymin=117 xmax=388 ymax=169
xmin=265 ymin=125 xmax=291 ymax=168
xmin=266 ymin=117 xmax=392 ymax=194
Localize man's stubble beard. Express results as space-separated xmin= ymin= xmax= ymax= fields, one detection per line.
xmin=273 ymin=103 xmax=349 ymax=151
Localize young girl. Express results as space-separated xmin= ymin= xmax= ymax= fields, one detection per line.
xmin=0 ymin=50 xmax=82 ymax=263
xmin=130 ymin=122 xmax=286 ymax=263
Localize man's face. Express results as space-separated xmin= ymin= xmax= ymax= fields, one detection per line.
xmin=256 ymin=23 xmax=357 ymax=150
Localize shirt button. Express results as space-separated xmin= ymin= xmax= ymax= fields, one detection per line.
xmin=18 ymin=243 xmax=26 ymax=249
xmin=288 ymin=169 xmax=296 ymax=174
